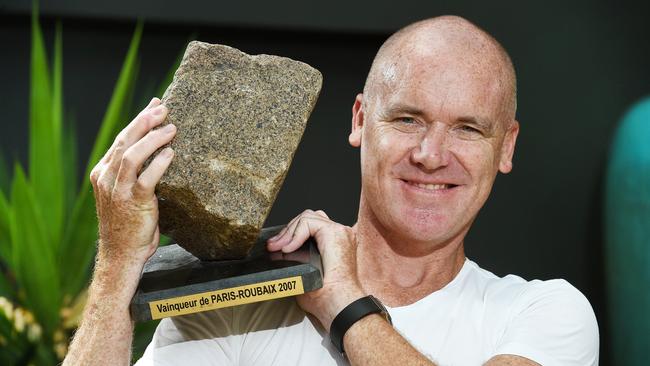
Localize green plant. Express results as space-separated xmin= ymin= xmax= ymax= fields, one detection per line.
xmin=0 ymin=8 xmax=181 ymax=365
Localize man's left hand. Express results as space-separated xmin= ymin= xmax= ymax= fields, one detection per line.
xmin=267 ymin=210 xmax=367 ymax=331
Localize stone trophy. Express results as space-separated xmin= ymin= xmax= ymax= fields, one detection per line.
xmin=129 ymin=41 xmax=323 ymax=322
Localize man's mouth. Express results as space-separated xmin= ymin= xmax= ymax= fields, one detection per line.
xmin=402 ymin=180 xmax=459 ymax=191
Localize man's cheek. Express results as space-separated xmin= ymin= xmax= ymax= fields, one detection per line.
xmin=457 ymin=143 xmax=496 ymax=169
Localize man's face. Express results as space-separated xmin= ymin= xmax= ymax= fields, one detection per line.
xmin=350 ymin=49 xmax=518 ymax=248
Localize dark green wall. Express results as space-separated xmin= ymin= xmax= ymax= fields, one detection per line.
xmin=2 ymin=1 xmax=649 ymax=363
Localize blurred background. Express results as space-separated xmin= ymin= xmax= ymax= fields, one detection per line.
xmin=1 ymin=0 xmax=649 ymax=364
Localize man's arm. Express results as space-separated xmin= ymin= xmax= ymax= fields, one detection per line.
xmin=344 ymin=315 xmax=539 ymax=365
xmin=63 ymin=251 xmax=147 ymax=365
xmin=267 ymin=210 xmax=541 ymax=366
xmin=64 ymin=98 xmax=176 ymax=365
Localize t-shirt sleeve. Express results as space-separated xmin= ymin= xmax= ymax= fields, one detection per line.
xmin=494 ymin=279 xmax=599 ymax=366
xmin=134 ymin=308 xmax=239 ymax=366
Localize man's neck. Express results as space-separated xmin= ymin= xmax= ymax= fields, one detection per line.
xmin=353 ymin=207 xmax=467 ymax=308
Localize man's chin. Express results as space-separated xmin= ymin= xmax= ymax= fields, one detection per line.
xmin=403 ymin=227 xmax=455 ymax=246
xmin=388 ymin=215 xmax=459 ymax=248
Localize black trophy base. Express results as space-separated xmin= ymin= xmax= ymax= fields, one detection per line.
xmin=130 ymin=226 xmax=323 ymax=322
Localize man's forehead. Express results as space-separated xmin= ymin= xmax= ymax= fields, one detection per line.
xmin=364 ymin=17 xmax=517 ymax=122
xmin=373 ymin=54 xmax=508 ymax=123
xmin=378 ymin=35 xmax=505 ymax=89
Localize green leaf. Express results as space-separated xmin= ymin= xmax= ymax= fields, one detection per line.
xmin=58 ymin=188 xmax=97 ymax=297
xmin=29 ymin=8 xmax=65 ymax=251
xmin=33 ymin=341 xmax=58 ymax=365
xmin=62 ymin=114 xmax=78 ymax=219
xmin=10 ymin=165 xmax=61 ymax=334
xmin=0 ymin=189 xmax=13 ymax=301
xmin=0 ymin=153 xmax=9 ymax=196
xmin=83 ymin=21 xmax=143 ymax=182
xmin=0 ymin=191 xmax=15 ymax=299
xmin=0 ymin=190 xmax=10 ymax=263
xmin=133 ymin=319 xmax=160 ymax=360
xmin=159 ymin=233 xmax=172 ymax=246
xmin=0 ymin=270 xmax=15 ymax=300
xmin=119 ymin=56 xmax=141 ymax=127
xmin=60 ymin=22 xmax=143 ymax=297
xmin=0 ymin=311 xmax=31 ymax=366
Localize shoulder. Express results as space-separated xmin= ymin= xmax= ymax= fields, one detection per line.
xmin=465 ymin=261 xmax=599 ymax=365
xmin=513 ymin=278 xmax=595 ymax=318
xmin=465 ymin=260 xmax=596 ymax=319
xmin=506 ymin=276 xmax=599 ymax=347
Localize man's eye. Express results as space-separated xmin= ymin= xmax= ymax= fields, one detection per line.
xmin=397 ymin=117 xmax=416 ymax=124
xmin=390 ymin=116 xmax=424 ymax=133
xmin=459 ymin=125 xmax=481 ymax=134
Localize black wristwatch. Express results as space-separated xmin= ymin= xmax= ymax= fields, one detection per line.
xmin=330 ymin=295 xmax=392 ymax=355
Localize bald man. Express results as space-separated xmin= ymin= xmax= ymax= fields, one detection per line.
xmin=64 ymin=16 xmax=599 ymax=366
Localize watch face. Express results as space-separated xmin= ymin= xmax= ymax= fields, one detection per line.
xmin=369 ymin=295 xmax=393 ymax=325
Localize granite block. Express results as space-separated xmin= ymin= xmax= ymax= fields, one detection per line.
xmin=155 ymin=41 xmax=322 ymax=260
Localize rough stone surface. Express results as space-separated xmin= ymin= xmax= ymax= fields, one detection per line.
xmin=155 ymin=41 xmax=322 ymax=260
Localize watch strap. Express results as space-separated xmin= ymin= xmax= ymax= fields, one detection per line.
xmin=330 ymin=295 xmax=390 ymax=354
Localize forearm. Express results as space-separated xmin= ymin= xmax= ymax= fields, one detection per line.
xmin=64 ymin=253 xmax=144 ymax=366
xmin=344 ymin=314 xmax=436 ymax=366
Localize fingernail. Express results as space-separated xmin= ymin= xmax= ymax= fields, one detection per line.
xmin=268 ymin=235 xmax=279 ymax=242
xmin=162 ymin=147 xmax=174 ymax=157
xmin=152 ymin=105 xmax=167 ymax=115
xmin=163 ymin=124 xmax=176 ymax=133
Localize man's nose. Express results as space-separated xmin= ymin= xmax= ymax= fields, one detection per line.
xmin=409 ymin=123 xmax=450 ymax=171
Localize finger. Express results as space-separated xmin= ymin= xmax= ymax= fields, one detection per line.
xmin=98 ymin=98 xmax=160 ymax=165
xmin=276 ymin=216 xmax=312 ymax=253
xmin=103 ymin=101 xmax=168 ymax=167
xmin=266 ymin=227 xmax=288 ymax=250
xmin=282 ymin=216 xmax=329 ymax=253
xmin=115 ymin=123 xmax=177 ymax=186
xmin=101 ymin=104 xmax=169 ymax=189
xmin=145 ymin=97 xmax=161 ymax=110
xmin=267 ymin=210 xmax=312 ymax=244
xmin=267 ymin=218 xmax=300 ymax=250
xmin=118 ymin=103 xmax=168 ymax=155
xmin=284 ymin=215 xmax=332 ymax=253
xmin=267 ymin=209 xmax=317 ymax=249
xmin=132 ymin=147 xmax=175 ymax=200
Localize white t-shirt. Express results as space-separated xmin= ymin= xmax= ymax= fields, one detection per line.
xmin=136 ymin=259 xmax=599 ymax=365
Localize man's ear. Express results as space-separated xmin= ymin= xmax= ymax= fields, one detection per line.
xmin=498 ymin=120 xmax=519 ymax=174
xmin=349 ymin=93 xmax=364 ymax=147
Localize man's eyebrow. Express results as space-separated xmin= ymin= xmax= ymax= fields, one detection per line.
xmin=383 ymin=104 xmax=427 ymax=117
xmin=458 ymin=116 xmax=494 ymax=130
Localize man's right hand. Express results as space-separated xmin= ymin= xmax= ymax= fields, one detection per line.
xmin=90 ymin=97 xmax=176 ymax=266
xmin=64 ymin=98 xmax=176 ymax=366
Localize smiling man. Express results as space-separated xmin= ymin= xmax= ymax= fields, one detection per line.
xmin=64 ymin=15 xmax=599 ymax=366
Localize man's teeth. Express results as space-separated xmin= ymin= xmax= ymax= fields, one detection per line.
xmin=414 ymin=183 xmax=449 ymax=190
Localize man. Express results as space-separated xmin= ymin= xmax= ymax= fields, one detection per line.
xmin=64 ymin=16 xmax=599 ymax=365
